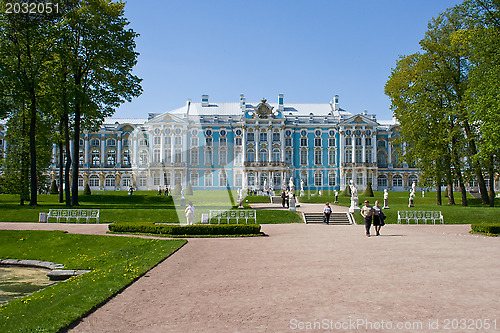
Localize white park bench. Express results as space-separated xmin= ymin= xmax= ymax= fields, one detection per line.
xmin=44 ymin=209 xmax=100 ymax=223
xmin=397 ymin=211 xmax=444 ymax=224
xmin=209 ymin=210 xmax=257 ymax=224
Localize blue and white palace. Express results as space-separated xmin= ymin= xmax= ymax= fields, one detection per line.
xmin=33 ymin=94 xmax=422 ymax=192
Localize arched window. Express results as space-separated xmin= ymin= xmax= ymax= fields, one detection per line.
xmin=138 ymin=175 xmax=147 ymax=187
xmin=89 ymin=175 xmax=100 ymax=187
xmin=190 ymin=172 xmax=199 ymax=186
xmin=314 ymin=172 xmax=322 ymax=186
xmin=328 ymin=172 xmax=336 ymax=186
xmin=205 ymin=149 xmax=213 ymax=165
xmin=219 ymin=149 xmax=227 ymax=165
xmin=355 ymin=149 xmax=363 ymax=163
xmin=300 ymin=149 xmax=307 ymax=165
xmin=90 ymin=138 xmax=100 ymax=146
xmin=247 ymin=173 xmax=255 ymax=187
xmin=106 ymin=138 xmax=116 ymax=146
xmin=204 ymin=172 xmax=213 ymax=187
xmin=78 ymin=175 xmax=84 ymax=187
xmin=106 ymin=149 xmax=116 ymax=166
xmin=122 ymin=149 xmax=131 ymax=166
xmin=105 ymin=174 xmax=115 ymax=187
xmin=272 ymin=149 xmax=280 ymax=162
xmin=285 ymin=149 xmax=292 ymax=164
xmin=328 ymin=149 xmax=336 ymax=165
xmin=247 ymin=149 xmax=255 ymax=162
xmin=260 ymin=149 xmax=268 ymax=162
xmin=235 ymin=149 xmax=242 ymax=165
xmin=314 ymin=150 xmax=322 ymax=165
xmin=139 ymin=150 xmax=148 ymax=166
xmin=345 ymin=149 xmax=352 ymax=163
xmin=219 ymin=171 xmax=227 ymax=186
xmin=121 ymin=175 xmax=131 ymax=187
xmin=393 ymin=174 xmax=403 ymax=187
xmin=153 ymin=149 xmax=160 ymax=163
xmin=377 ymin=175 xmax=387 ymax=187
xmin=408 ymin=175 xmax=418 ymax=188
xmin=91 ymin=149 xmax=100 ymax=166
xmin=377 ymin=150 xmax=387 ymax=167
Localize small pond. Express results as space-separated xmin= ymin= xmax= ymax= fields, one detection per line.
xmin=0 ymin=266 xmax=56 ymax=305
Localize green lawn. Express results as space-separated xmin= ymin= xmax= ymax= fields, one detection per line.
xmin=298 ymin=190 xmax=500 ymax=225
xmin=0 ymin=191 xmax=302 ymax=224
xmin=0 ymin=230 xmax=186 ymax=332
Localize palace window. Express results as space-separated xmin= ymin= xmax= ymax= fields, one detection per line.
xmin=366 ymin=149 xmax=372 ymax=163
xmin=345 ymin=137 xmax=352 ymax=146
xmin=408 ymin=175 xmax=418 ymax=188
xmin=315 ymin=172 xmax=322 ymax=187
xmin=205 ymin=137 xmax=212 ymax=147
xmin=91 ymin=149 xmax=100 ymax=166
xmin=174 ymin=149 xmax=182 ymax=163
xmin=219 ymin=136 xmax=227 ymax=147
xmin=164 ymin=149 xmax=172 ymax=163
xmin=139 ymin=150 xmax=148 ymax=166
xmin=105 ymin=174 xmax=116 ymax=187
xmin=122 ymin=176 xmax=131 ymax=187
xmin=300 ymin=137 xmax=307 ymax=147
xmin=247 ymin=149 xmax=255 ymax=162
xmin=123 ymin=150 xmax=131 ymax=165
xmin=345 ymin=149 xmax=352 ymax=163
xmin=273 ymin=173 xmax=281 ymax=186
xmin=78 ymin=175 xmax=84 ymax=187
xmin=247 ymin=173 xmax=255 ymax=187
xmin=235 ymin=137 xmax=242 ymax=146
xmin=378 ymin=140 xmax=386 ymax=147
xmin=165 ymin=137 xmax=172 ymax=147
xmin=106 ymin=138 xmax=116 ymax=147
xmin=174 ymin=136 xmax=182 ymax=146
xmin=355 ymin=137 xmax=362 ymax=146
xmin=205 ymin=149 xmax=213 ymax=165
xmin=219 ymin=149 xmax=227 ymax=165
xmin=153 ymin=149 xmax=160 ymax=163
xmin=355 ymin=149 xmax=363 ymax=163
xmin=365 ymin=137 xmax=372 ymax=146
xmin=89 ymin=175 xmax=100 ymax=187
xmin=273 ymin=132 xmax=280 ymax=142
xmin=357 ymin=173 xmax=363 ymax=186
xmin=259 ymin=132 xmax=267 ymax=142
xmin=204 ymin=172 xmax=213 ymax=187
xmin=164 ymin=173 xmax=171 ymax=186
xmin=285 ymin=150 xmax=292 ymax=164
xmin=138 ymin=175 xmax=147 ymax=187
xmin=259 ymin=149 xmax=268 ymax=162
xmin=235 ymin=173 xmax=242 ymax=187
xmin=285 ymin=137 xmax=292 ymax=147
xmin=153 ymin=136 xmax=161 ymax=145
xmin=190 ymin=149 xmax=199 ymax=165
xmin=235 ymin=149 xmax=242 ymax=165
xmin=91 ymin=138 xmax=100 ymax=146
xmin=329 ymin=172 xmax=336 ymax=186
xmin=314 ymin=137 xmax=322 ymax=147
xmin=328 ymin=150 xmax=336 ymax=165
xmin=191 ymin=136 xmax=199 ymax=147
xmin=247 ymin=132 xmax=254 ymax=142
xmin=393 ymin=174 xmax=403 ymax=187
xmin=122 ymin=139 xmax=130 ymax=146
xmin=272 ymin=149 xmax=280 ymax=162
xmin=153 ymin=172 xmax=160 ymax=186
xmin=190 ymin=172 xmax=199 ymax=186
xmin=139 ymin=138 xmax=148 ymax=146
xmin=328 ymin=137 xmax=335 ymax=147
xmin=314 ymin=150 xmax=322 ymax=165
xmin=300 ymin=150 xmax=307 ymax=165
xmin=106 ymin=150 xmax=116 ymax=166
xmin=219 ymin=172 xmax=227 ymax=186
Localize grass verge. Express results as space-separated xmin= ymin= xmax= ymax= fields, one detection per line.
xmin=0 ymin=230 xmax=186 ymax=332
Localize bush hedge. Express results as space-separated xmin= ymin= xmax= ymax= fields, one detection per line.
xmin=109 ymin=222 xmax=262 ymax=236
xmin=470 ymin=223 xmax=500 ymax=235
xmin=49 ymin=180 xmax=59 ymax=194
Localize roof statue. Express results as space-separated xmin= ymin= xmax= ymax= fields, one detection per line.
xmin=253 ymin=98 xmax=274 ymax=118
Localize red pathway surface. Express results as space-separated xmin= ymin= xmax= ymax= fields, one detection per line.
xmin=1 ymin=222 xmax=499 ymax=333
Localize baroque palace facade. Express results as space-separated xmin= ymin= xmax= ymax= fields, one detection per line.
xmin=0 ymin=94 xmax=422 ymax=192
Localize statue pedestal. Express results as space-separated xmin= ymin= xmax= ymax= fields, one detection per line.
xmin=383 ymin=198 xmax=390 ymax=209
xmin=349 ymin=198 xmax=360 ymax=213
xmin=289 ymin=198 xmax=296 ymax=211
xmin=300 ymin=190 xmax=304 ymax=197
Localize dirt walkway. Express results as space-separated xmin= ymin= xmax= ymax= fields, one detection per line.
xmin=63 ymin=223 xmax=499 ymax=333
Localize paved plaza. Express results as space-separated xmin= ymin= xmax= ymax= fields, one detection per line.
xmin=1 ymin=222 xmax=499 ymax=332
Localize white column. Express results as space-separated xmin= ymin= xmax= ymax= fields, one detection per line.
xmin=149 ymin=134 xmax=153 ymax=164
xmin=170 ymin=134 xmax=175 ymax=163
xmin=372 ymin=134 xmax=376 ymax=165
xmin=268 ymin=127 xmax=272 ymax=162
xmin=133 ymin=136 xmax=138 ymax=166
xmin=351 ymin=136 xmax=355 ymax=164
xmin=339 ymin=132 xmax=344 ymax=165
xmin=84 ymin=136 xmax=89 ymax=165
xmin=160 ymin=133 xmax=165 ymax=162
xmin=117 ymin=134 xmax=122 ymax=164
xmin=362 ymin=133 xmax=366 ymax=163
xmin=388 ymin=134 xmax=392 ymax=166
xmin=100 ymin=136 xmax=105 ymax=166
xmin=182 ymin=130 xmax=187 ymax=163
xmin=280 ymin=127 xmax=285 ymax=163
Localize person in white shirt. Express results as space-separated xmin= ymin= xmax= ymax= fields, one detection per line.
xmin=323 ymin=202 xmax=332 ymax=224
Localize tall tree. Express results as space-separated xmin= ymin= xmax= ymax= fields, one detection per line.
xmin=60 ymin=0 xmax=142 ymax=206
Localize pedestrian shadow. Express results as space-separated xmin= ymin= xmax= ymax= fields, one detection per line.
xmin=378 ymin=234 xmax=406 ymax=237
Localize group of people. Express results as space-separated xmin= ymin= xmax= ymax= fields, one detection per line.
xmin=360 ymin=200 xmax=386 ymax=237
xmin=280 ymin=189 xmax=295 ymax=208
xmin=157 ymin=186 xmax=170 ymax=196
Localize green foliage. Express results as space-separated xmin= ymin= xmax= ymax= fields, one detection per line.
xmin=343 ymin=185 xmax=351 ymax=197
xmin=109 ymin=222 xmax=262 ymax=236
xmin=185 ymin=183 xmax=193 ymax=195
xmin=470 ymin=223 xmax=500 ymax=235
xmin=0 ymin=230 xmax=186 ymax=332
xmin=49 ymin=180 xmax=59 ymax=195
xmin=173 ymin=183 xmax=182 ymax=195
xmin=83 ymin=183 xmax=92 ymax=195
xmin=364 ymin=182 xmax=374 ymax=197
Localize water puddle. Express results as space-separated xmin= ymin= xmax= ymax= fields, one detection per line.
xmin=0 ymin=266 xmax=56 ymax=305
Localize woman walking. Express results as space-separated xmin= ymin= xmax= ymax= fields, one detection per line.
xmin=372 ymin=200 xmax=383 ymax=236
xmin=323 ymin=202 xmax=332 ymax=224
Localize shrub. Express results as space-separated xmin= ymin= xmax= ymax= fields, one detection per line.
xmin=49 ymin=180 xmax=59 ymax=194
xmin=343 ymin=185 xmax=351 ymax=197
xmin=173 ymin=183 xmax=182 ymax=195
xmin=84 ymin=183 xmax=92 ymax=195
xmin=364 ymin=182 xmax=374 ymax=197
xmin=108 ymin=223 xmax=262 ymax=236
xmin=185 ymin=183 xmax=193 ymax=195
xmin=470 ymin=223 xmax=500 ymax=235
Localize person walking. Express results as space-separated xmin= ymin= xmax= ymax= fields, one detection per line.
xmin=372 ymin=200 xmax=383 ymax=236
xmin=323 ymin=202 xmax=332 ymax=224
xmin=360 ymin=200 xmax=374 ymax=237
xmin=185 ymin=201 xmax=195 ymax=225
xmin=281 ymin=190 xmax=286 ymax=208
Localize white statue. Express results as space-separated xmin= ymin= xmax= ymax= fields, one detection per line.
xmin=383 ymin=189 xmax=390 ymax=209
xmin=348 ymin=180 xmax=360 ymax=212
xmin=300 ymin=179 xmax=305 ymax=197
xmin=412 ymin=181 xmax=416 ymax=193
xmin=334 ymin=190 xmax=339 ymax=203
xmin=422 ymin=189 xmax=425 ymax=197
xmin=263 ymin=179 xmax=267 ymax=191
xmin=289 ymin=177 xmax=294 ymax=190
xmin=408 ymin=190 xmax=415 ymax=207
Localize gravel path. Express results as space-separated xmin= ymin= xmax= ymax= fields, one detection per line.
xmin=58 ymin=223 xmax=499 ymax=333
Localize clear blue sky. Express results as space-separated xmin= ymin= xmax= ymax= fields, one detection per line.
xmin=115 ymin=0 xmax=463 ymax=120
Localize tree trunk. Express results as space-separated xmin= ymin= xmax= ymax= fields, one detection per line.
xmin=63 ymin=113 xmax=72 ymax=206
xmin=463 ymin=120 xmax=489 ymax=204
xmin=459 ymin=177 xmax=468 ymax=207
xmin=20 ymin=112 xmax=29 ymax=206
xmin=58 ymin=141 xmax=64 ymax=203
xmin=71 ymin=102 xmax=80 ymax=206
xmin=447 ymin=183 xmax=455 ymax=205
xmin=436 ymin=181 xmax=442 ymax=206
xmin=28 ymin=89 xmax=38 ymax=206
xmin=489 ymin=155 xmax=495 ymax=207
